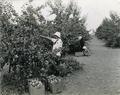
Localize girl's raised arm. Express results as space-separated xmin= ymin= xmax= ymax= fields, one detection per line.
xmin=39 ymin=35 xmax=52 ymax=40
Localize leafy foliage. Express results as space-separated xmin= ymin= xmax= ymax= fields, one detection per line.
xmin=45 ymin=0 xmax=90 ymax=53
xmin=0 ymin=2 xmax=53 ymax=94
xmin=0 ymin=1 xmax=86 ymax=94
xmin=96 ymin=12 xmax=120 ymax=47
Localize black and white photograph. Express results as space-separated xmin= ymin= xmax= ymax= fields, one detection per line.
xmin=0 ymin=0 xmax=120 ymax=95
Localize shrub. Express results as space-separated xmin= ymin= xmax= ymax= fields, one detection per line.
xmin=0 ymin=0 xmax=87 ymax=76
xmin=96 ymin=12 xmax=120 ymax=48
xmin=56 ymin=57 xmax=84 ymax=77
xmin=0 ymin=2 xmax=54 ymax=94
xmin=0 ymin=1 xmax=85 ymax=94
xmin=1 ymin=72 xmax=29 ymax=95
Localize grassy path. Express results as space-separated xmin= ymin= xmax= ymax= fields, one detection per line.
xmin=60 ymin=37 xmax=120 ymax=95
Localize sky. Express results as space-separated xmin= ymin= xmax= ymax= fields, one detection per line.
xmin=11 ymin=0 xmax=120 ymax=30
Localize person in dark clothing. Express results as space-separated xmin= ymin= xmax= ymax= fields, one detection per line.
xmin=77 ymin=35 xmax=90 ymax=56
xmin=69 ymin=35 xmax=85 ymax=54
xmin=77 ymin=36 xmax=85 ymax=51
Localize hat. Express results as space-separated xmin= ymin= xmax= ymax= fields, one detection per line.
xmin=53 ymin=32 xmax=61 ymax=38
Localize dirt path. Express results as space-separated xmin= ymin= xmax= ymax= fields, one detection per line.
xmin=60 ymin=37 xmax=120 ymax=95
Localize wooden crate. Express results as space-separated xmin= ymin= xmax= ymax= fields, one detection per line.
xmin=28 ymin=80 xmax=45 ymax=95
xmin=47 ymin=75 xmax=64 ymax=94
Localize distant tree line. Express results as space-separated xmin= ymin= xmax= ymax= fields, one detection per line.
xmin=96 ymin=12 xmax=120 ymax=48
